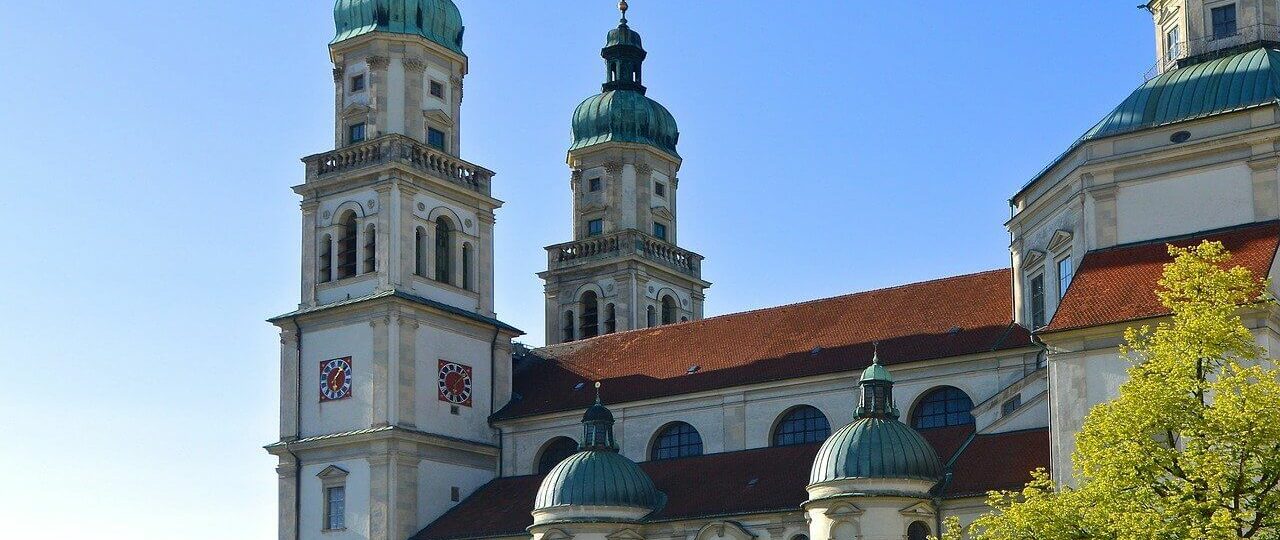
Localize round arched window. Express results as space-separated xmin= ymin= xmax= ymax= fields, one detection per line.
xmin=907 ymin=521 xmax=931 ymax=540
xmin=911 ymin=386 xmax=975 ymax=429
xmin=772 ymin=406 xmax=831 ymax=446
xmin=537 ymin=437 xmax=579 ymax=474
xmin=650 ymin=422 xmax=703 ymax=460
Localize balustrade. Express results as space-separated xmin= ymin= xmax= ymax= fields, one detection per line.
xmin=302 ymin=134 xmax=494 ymax=195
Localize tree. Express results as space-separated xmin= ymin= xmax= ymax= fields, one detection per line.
xmin=955 ymin=241 xmax=1280 ymax=540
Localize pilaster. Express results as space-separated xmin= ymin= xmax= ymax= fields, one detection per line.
xmin=332 ymin=65 xmax=345 ymax=147
xmin=403 ymin=58 xmax=427 ymax=140
xmin=277 ymin=457 xmax=299 ymax=540
xmin=397 ymin=315 xmax=418 ymax=429
xmin=371 ymin=315 xmax=391 ymax=427
xmin=1249 ymin=155 xmax=1280 ymax=221
xmin=279 ymin=327 xmax=301 ymax=440
xmin=301 ymin=200 xmax=320 ymax=306
xmin=367 ymin=56 xmax=391 ymax=138
xmin=377 ymin=184 xmax=394 ymax=290
xmin=1090 ymin=185 xmax=1118 ymax=248
xmin=368 ymin=453 xmax=391 ymax=540
xmin=477 ymin=210 xmax=496 ymax=315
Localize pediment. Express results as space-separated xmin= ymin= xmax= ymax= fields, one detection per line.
xmin=651 ymin=206 xmax=675 ymax=221
xmin=424 ymin=108 xmax=454 ymax=127
xmin=580 ymin=203 xmax=608 ymax=214
xmin=1023 ymin=249 xmax=1046 ymax=267
xmin=543 ymin=529 xmax=572 ymax=540
xmin=898 ymin=500 xmax=935 ymax=518
xmin=341 ymin=103 xmax=372 ymax=117
xmin=823 ymin=503 xmax=864 ymax=519
xmin=694 ymin=521 xmax=755 ymax=540
xmin=1047 ymin=229 xmax=1073 ymax=252
xmin=316 ymin=465 xmax=349 ymax=479
xmin=607 ymin=529 xmax=645 ymax=540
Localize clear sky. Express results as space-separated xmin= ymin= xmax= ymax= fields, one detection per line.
xmin=0 ymin=1 xmax=1152 ymax=538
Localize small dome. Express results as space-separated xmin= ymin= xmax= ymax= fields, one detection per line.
xmin=607 ymin=25 xmax=643 ymax=48
xmin=582 ymin=400 xmax=614 ymax=423
xmin=333 ymin=0 xmax=465 ymax=54
xmin=859 ymin=360 xmax=893 ymax=383
xmin=571 ymin=90 xmax=680 ymax=157
xmin=534 ymin=450 xmax=665 ymax=512
xmin=809 ymin=417 xmax=943 ymax=485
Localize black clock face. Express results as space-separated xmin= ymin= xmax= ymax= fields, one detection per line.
xmin=438 ymin=360 xmax=473 ymax=406
xmin=320 ymin=357 xmax=353 ymax=402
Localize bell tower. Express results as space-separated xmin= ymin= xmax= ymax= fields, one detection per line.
xmin=268 ymin=2 xmax=522 ymax=540
xmin=1147 ymin=0 xmax=1280 ymax=75
xmin=539 ymin=1 xmax=710 ymax=345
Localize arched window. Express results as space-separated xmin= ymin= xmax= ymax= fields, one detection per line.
xmin=462 ymin=243 xmax=473 ymax=291
xmin=646 ymin=306 xmax=657 ymax=327
xmin=661 ymin=295 xmax=677 ymax=325
xmin=907 ymin=522 xmax=931 ymax=540
xmin=434 ymin=218 xmax=453 ymax=284
xmin=772 ymin=406 xmax=831 ymax=447
xmin=537 ymin=437 xmax=579 ymax=474
xmin=604 ymin=304 xmax=616 ymax=334
xmin=579 ymin=291 xmax=599 ymax=338
xmin=650 ymin=422 xmax=703 ymax=461
xmin=911 ymin=386 xmax=975 ymax=429
xmin=336 ymin=211 xmax=358 ymax=279
xmin=362 ymin=224 xmax=376 ymax=274
xmin=562 ymin=311 xmax=575 ymax=343
xmin=318 ymin=234 xmax=333 ymax=283
xmin=414 ymin=227 xmax=427 ymax=277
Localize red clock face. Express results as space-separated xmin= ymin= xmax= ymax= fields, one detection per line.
xmin=320 ymin=357 xmax=353 ymax=402
xmin=438 ymin=360 xmax=473 ymax=407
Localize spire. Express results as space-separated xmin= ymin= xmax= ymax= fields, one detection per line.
xmin=856 ymin=344 xmax=900 ymax=419
xmin=581 ymin=382 xmax=619 ymax=451
xmin=601 ymin=1 xmax=646 ymax=93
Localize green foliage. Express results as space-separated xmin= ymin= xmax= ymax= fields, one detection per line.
xmin=967 ymin=241 xmax=1280 ymax=540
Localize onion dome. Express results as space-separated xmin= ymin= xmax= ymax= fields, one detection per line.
xmin=534 ymin=389 xmax=665 ymax=517
xmin=570 ymin=1 xmax=680 ymax=158
xmin=810 ymin=351 xmax=943 ymax=485
xmin=333 ymin=0 xmax=465 ymax=54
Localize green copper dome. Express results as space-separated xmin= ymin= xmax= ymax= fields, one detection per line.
xmin=535 ymin=450 xmax=665 ymax=512
xmin=571 ymin=91 xmax=680 ymax=157
xmin=809 ymin=354 xmax=942 ymax=486
xmin=570 ymin=6 xmax=680 ymax=158
xmin=332 ymin=0 xmax=465 ymax=54
xmin=534 ymin=396 xmax=665 ymax=515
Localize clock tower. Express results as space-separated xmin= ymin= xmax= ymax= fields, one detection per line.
xmin=265 ymin=2 xmax=522 ymax=540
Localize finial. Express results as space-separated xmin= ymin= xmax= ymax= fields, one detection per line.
xmin=872 ymin=341 xmax=881 ymax=365
xmin=594 ymin=381 xmax=603 ymax=404
xmin=619 ymin=0 xmax=629 ymax=24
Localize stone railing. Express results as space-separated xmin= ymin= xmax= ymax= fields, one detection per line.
xmin=546 ymin=229 xmax=703 ymax=278
xmin=302 ymin=134 xmax=494 ymax=195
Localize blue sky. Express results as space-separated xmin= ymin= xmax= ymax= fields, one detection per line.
xmin=0 ymin=2 xmax=1150 ymax=538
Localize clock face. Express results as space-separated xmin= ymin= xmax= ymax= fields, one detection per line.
xmin=320 ymin=357 xmax=353 ymax=402
xmin=437 ymin=360 xmax=473 ymax=407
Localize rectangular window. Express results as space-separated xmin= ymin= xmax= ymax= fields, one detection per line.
xmin=350 ymin=74 xmax=366 ymax=93
xmin=1165 ymin=26 xmax=1180 ymax=60
xmin=1002 ymin=395 xmax=1022 ymax=417
xmin=654 ymin=181 xmax=666 ymax=198
xmin=430 ymin=80 xmax=445 ymax=99
xmin=348 ymin=123 xmax=366 ymax=144
xmin=653 ymin=222 xmax=667 ymax=241
xmin=325 ymin=486 xmax=346 ymax=530
xmin=1030 ymin=273 xmax=1046 ymax=328
xmin=427 ymin=127 xmax=446 ymax=150
xmin=587 ymin=219 xmax=603 ymax=237
xmin=1057 ymin=256 xmax=1074 ymax=299
xmin=588 ymin=177 xmax=601 ymax=192
xmin=1212 ymin=4 xmax=1237 ymax=40
xmin=450 ymin=486 xmax=461 ymax=502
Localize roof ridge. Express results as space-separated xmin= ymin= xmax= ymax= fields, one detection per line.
xmin=536 ymin=268 xmax=1011 ymax=352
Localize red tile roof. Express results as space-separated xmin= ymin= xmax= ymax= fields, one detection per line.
xmin=498 ymin=270 xmax=1031 ymax=420
xmin=1043 ymin=221 xmax=1280 ymax=333
xmin=411 ymin=427 xmax=1048 ymax=540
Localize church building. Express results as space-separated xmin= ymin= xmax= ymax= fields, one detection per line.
xmin=266 ymin=1 xmax=1280 ymax=539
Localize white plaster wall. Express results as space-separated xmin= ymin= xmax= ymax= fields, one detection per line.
xmin=424 ymin=66 xmax=450 ymax=109
xmin=1116 ymin=163 xmax=1253 ymax=244
xmin=343 ymin=59 xmax=369 ymax=108
xmin=619 ymin=401 xmax=725 ymax=461
xmin=413 ymin=324 xmax=496 ymax=443
xmin=301 ymin=459 xmax=370 ymax=540
xmin=301 ymin=323 xmax=374 ymax=437
xmin=387 ymin=58 xmax=405 ymax=135
xmin=416 ymin=461 xmax=494 ymax=528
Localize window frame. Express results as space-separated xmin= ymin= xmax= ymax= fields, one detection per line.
xmin=587 ymin=219 xmax=604 ymax=237
xmin=324 ymin=486 xmax=346 ymax=531
xmin=427 ymin=127 xmax=447 ymax=151
xmin=650 ymin=422 xmax=704 ymax=461
xmin=348 ymin=122 xmax=367 ymax=144
xmin=1165 ymin=25 xmax=1181 ymax=60
xmin=1211 ymin=3 xmax=1237 ymax=40
xmin=910 ymin=386 xmax=975 ymax=430
xmin=1056 ymin=254 xmax=1074 ymax=300
xmin=588 ymin=177 xmax=602 ymax=192
xmin=772 ymin=405 xmax=832 ymax=447
xmin=429 ymin=79 xmax=445 ymax=99
xmin=349 ymin=73 xmax=366 ymax=93
xmin=1029 ymin=271 xmax=1046 ymax=328
xmin=654 ymin=181 xmax=666 ymax=198
xmin=653 ymin=222 xmax=667 ymax=241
